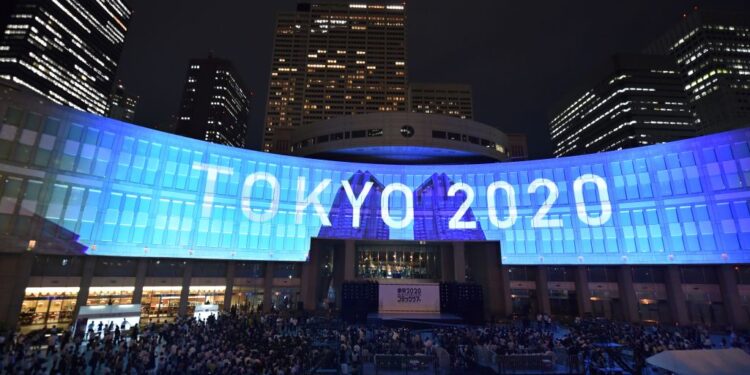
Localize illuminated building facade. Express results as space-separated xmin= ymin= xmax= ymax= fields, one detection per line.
xmin=550 ymin=54 xmax=695 ymax=157
xmin=408 ymin=83 xmax=473 ymax=119
xmin=646 ymin=9 xmax=750 ymax=134
xmin=0 ymin=0 xmax=131 ymax=115
xmin=106 ymin=80 xmax=136 ymax=122
xmin=175 ymin=55 xmax=250 ymax=148
xmin=2 ymin=86 xmax=750 ymax=330
xmin=263 ymin=2 xmax=408 ymax=153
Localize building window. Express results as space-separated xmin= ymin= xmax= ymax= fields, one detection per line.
xmin=509 ymin=266 xmax=536 ymax=281
xmin=400 ymin=125 xmax=414 ymax=138
xmin=367 ymin=128 xmax=383 ymax=137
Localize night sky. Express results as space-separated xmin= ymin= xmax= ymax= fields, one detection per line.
xmin=116 ymin=0 xmax=750 ymax=159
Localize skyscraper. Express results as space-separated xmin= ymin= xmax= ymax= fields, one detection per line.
xmin=0 ymin=0 xmax=132 ymax=115
xmin=646 ymin=9 xmax=750 ymax=134
xmin=506 ymin=133 xmax=529 ymax=161
xmin=106 ymin=80 xmax=137 ymax=122
xmin=175 ymin=55 xmax=250 ymax=148
xmin=550 ymin=54 xmax=695 ymax=157
xmin=263 ymin=2 xmax=408 ymax=153
xmin=408 ymin=83 xmax=473 ymax=119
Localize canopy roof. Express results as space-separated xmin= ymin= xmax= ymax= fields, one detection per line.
xmin=646 ymin=348 xmax=750 ymax=375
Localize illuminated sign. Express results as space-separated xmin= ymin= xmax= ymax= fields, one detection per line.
xmin=1 ymin=106 xmax=750 ymax=264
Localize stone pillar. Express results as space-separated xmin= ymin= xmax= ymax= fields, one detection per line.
xmin=131 ymin=258 xmax=148 ymax=304
xmin=665 ymin=266 xmax=689 ymax=326
xmin=452 ymin=242 xmax=466 ymax=282
xmin=575 ymin=266 xmax=592 ymax=316
xmin=617 ymin=266 xmax=639 ymax=322
xmin=223 ymin=262 xmax=235 ymax=311
xmin=73 ymin=256 xmax=97 ymax=320
xmin=499 ymin=265 xmax=513 ymax=318
xmin=301 ymin=244 xmax=320 ymax=311
xmin=344 ymin=240 xmax=356 ymax=281
xmin=0 ymin=253 xmax=34 ymax=330
xmin=263 ymin=263 xmax=274 ymax=312
xmin=535 ymin=266 xmax=551 ymax=315
xmin=718 ymin=265 xmax=749 ymax=329
xmin=178 ymin=261 xmax=193 ymax=316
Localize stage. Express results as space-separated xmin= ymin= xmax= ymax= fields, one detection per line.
xmin=367 ymin=312 xmax=464 ymax=327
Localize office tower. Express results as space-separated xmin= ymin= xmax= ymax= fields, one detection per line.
xmin=0 ymin=0 xmax=132 ymax=115
xmin=647 ymin=9 xmax=750 ymax=134
xmin=264 ymin=2 xmax=408 ymax=153
xmin=408 ymin=83 xmax=473 ymax=119
xmin=507 ymin=133 xmax=529 ymax=161
xmin=175 ymin=55 xmax=250 ymax=148
xmin=550 ymin=54 xmax=695 ymax=157
xmin=106 ymin=80 xmax=137 ymax=122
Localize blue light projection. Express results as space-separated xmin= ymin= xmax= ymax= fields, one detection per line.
xmin=0 ymin=106 xmax=750 ymax=264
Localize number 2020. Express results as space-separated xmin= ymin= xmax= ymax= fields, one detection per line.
xmin=448 ymin=173 xmax=612 ymax=229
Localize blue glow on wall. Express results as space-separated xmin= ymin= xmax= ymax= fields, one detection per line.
xmin=1 ymin=108 xmax=750 ymax=264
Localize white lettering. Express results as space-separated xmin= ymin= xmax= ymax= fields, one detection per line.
xmin=447 ymin=183 xmax=477 ymax=229
xmin=528 ymin=178 xmax=562 ymax=228
xmin=487 ymin=181 xmax=518 ymax=229
xmin=342 ymin=180 xmax=373 ymax=228
xmin=296 ymin=177 xmax=332 ymax=225
xmin=193 ymin=162 xmax=234 ymax=217
xmin=241 ymin=172 xmax=280 ymax=222
xmin=573 ymin=174 xmax=612 ymax=226
xmin=381 ymin=183 xmax=414 ymax=229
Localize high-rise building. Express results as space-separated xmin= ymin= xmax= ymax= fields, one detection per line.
xmin=646 ymin=9 xmax=750 ymax=134
xmin=507 ymin=133 xmax=529 ymax=161
xmin=550 ymin=54 xmax=695 ymax=157
xmin=0 ymin=0 xmax=132 ymax=115
xmin=106 ymin=80 xmax=137 ymax=122
xmin=408 ymin=83 xmax=473 ymax=119
xmin=175 ymin=55 xmax=250 ymax=148
xmin=263 ymin=2 xmax=408 ymax=153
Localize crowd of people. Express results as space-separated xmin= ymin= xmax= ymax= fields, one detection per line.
xmin=0 ymin=310 xmax=748 ymax=374
xmin=559 ymin=317 xmax=747 ymax=373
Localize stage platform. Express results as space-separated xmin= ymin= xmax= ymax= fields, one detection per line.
xmin=367 ymin=312 xmax=464 ymax=327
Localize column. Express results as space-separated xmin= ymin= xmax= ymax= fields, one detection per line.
xmin=452 ymin=242 xmax=466 ymax=282
xmin=301 ymin=243 xmax=320 ymax=311
xmin=665 ymin=266 xmax=689 ymax=325
xmin=344 ymin=240 xmax=356 ymax=281
xmin=617 ymin=266 xmax=639 ymax=322
xmin=178 ymin=261 xmax=193 ymax=316
xmin=718 ymin=265 xmax=749 ymax=329
xmin=575 ymin=266 xmax=592 ymax=316
xmin=223 ymin=262 xmax=235 ymax=311
xmin=332 ymin=243 xmax=346 ymax=309
xmin=498 ymin=265 xmax=513 ymax=318
xmin=440 ymin=246 xmax=453 ymax=282
xmin=0 ymin=253 xmax=34 ymax=329
xmin=476 ymin=243 xmax=503 ymax=321
xmin=73 ymin=256 xmax=97 ymax=319
xmin=131 ymin=258 xmax=148 ymax=304
xmin=262 ymin=263 xmax=274 ymax=312
xmin=535 ymin=266 xmax=551 ymax=315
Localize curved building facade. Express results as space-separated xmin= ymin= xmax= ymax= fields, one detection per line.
xmin=290 ymin=112 xmax=510 ymax=164
xmin=1 ymin=86 xmax=750 ymax=331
